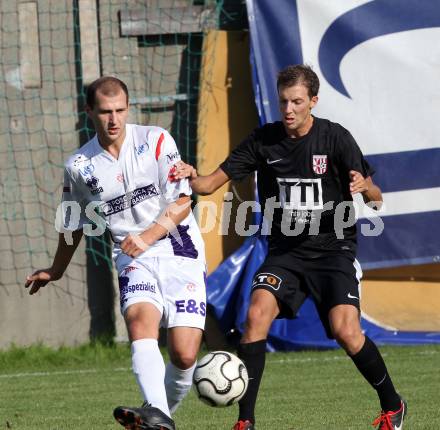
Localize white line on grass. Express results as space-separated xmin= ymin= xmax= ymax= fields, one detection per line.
xmin=267 ymin=348 xmax=439 ymax=364
xmin=0 ymin=367 xmax=130 ymax=379
xmin=0 ymin=349 xmax=437 ymax=379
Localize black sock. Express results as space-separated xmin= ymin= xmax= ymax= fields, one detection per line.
xmin=350 ymin=336 xmax=400 ymax=411
xmin=237 ymin=340 xmax=266 ymax=424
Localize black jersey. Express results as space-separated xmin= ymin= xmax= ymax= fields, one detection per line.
xmin=220 ymin=117 xmax=374 ymax=257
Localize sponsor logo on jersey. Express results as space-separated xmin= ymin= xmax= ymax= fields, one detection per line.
xmin=186 ymin=283 xmax=197 ymax=292
xmin=85 ymin=176 xmax=104 ymax=195
xmin=290 ymin=209 xmax=317 ymax=224
xmin=118 ymin=275 xmax=157 ymax=305
xmin=277 ymin=177 xmax=323 ymax=210
xmin=123 ymin=265 xmax=137 ymax=275
xmin=175 ymin=299 xmax=206 ymax=316
xmin=166 ymin=151 xmax=180 ymax=164
xmin=312 ymin=155 xmax=327 ymax=174
xmin=73 ymin=154 xmax=89 ymax=167
xmin=266 ymin=158 xmax=283 ymax=164
xmin=252 ymin=272 xmax=282 ymax=291
xmin=168 ymin=165 xmax=177 ymax=181
xmin=116 ymin=173 xmax=124 ymax=183
xmin=78 ymin=163 xmax=95 ymax=177
xmin=101 ymin=184 xmax=159 ymax=216
xmin=120 ymin=281 xmax=156 ymax=294
xmin=136 ymin=143 xmax=147 ymax=156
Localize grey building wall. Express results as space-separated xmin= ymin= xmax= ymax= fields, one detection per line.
xmin=0 ymin=0 xmax=91 ymax=348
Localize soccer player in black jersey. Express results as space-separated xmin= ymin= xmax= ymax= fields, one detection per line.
xmin=172 ymin=65 xmax=406 ymax=430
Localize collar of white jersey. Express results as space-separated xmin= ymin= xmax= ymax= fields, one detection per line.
xmin=92 ymin=124 xmax=133 ymax=161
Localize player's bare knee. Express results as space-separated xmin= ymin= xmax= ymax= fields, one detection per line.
xmin=333 ymin=325 xmax=363 ymax=353
xmin=243 ymin=305 xmax=273 ymax=341
xmin=170 ymin=351 xmax=197 ymax=369
xmin=126 ymin=319 xmax=158 ymax=341
xmin=246 ymin=304 xmax=267 ymax=328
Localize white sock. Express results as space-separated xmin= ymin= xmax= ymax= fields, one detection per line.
xmin=131 ymin=338 xmax=170 ymax=417
xmin=165 ymin=361 xmax=196 ymax=414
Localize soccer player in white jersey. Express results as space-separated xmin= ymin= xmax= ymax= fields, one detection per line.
xmin=24 ymin=77 xmax=206 ymax=430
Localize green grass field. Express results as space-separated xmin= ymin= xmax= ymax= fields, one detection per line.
xmin=1 ymin=343 xmax=439 ymax=429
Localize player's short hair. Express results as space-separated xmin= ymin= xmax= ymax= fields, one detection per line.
xmin=277 ymin=64 xmax=320 ymax=98
xmin=86 ymin=76 xmax=129 ymax=108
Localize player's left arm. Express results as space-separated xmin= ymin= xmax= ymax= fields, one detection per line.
xmin=121 ymin=194 xmax=191 ymax=258
xmin=337 ymin=127 xmax=382 ymax=210
xmin=349 ymin=170 xmax=383 ymax=209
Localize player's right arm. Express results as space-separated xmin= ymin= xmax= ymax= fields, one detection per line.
xmin=171 ymin=163 xmax=230 ymax=195
xmin=25 ymin=229 xmax=83 ymax=295
xmin=25 ymin=162 xmax=88 ymax=295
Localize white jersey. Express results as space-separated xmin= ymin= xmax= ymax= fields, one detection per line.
xmin=61 ymin=124 xmax=205 ymax=263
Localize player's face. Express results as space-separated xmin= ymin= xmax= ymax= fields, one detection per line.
xmin=278 ymin=84 xmax=317 ymax=137
xmin=87 ymin=90 xmax=129 ymax=146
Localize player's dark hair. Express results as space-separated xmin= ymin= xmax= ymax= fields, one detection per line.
xmin=86 ymin=76 xmax=129 ymax=108
xmin=277 ymin=64 xmax=320 ymax=98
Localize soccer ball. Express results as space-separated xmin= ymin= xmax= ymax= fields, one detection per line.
xmin=192 ymin=351 xmax=249 ymax=407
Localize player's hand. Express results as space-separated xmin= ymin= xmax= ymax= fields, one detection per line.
xmin=25 ymin=268 xmax=61 ymax=295
xmin=349 ymin=170 xmax=368 ymax=194
xmin=169 ymin=161 xmax=197 ymax=182
xmin=120 ymin=234 xmax=149 ymax=258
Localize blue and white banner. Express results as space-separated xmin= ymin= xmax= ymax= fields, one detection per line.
xmin=246 ymin=0 xmax=440 ymax=269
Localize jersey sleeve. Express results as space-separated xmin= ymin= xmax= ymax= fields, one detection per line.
xmin=155 ymin=130 xmax=192 ymax=203
xmin=219 ymin=129 xmax=262 ymax=181
xmin=336 ymin=128 xmax=375 ymax=178
xmin=59 ymin=168 xmax=89 ymax=231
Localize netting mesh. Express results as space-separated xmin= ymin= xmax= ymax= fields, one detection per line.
xmin=0 ymin=0 xmax=242 ymax=305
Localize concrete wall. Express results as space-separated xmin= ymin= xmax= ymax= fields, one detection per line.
xmin=0 ymin=0 xmax=145 ymax=348
xmin=0 ymin=0 xmax=90 ymax=348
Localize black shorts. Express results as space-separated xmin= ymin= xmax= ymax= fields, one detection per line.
xmin=251 ymin=252 xmax=362 ymax=338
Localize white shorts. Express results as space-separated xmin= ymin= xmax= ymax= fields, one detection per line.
xmin=117 ymin=255 xmax=207 ymax=330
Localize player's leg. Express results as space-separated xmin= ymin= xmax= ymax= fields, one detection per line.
xmin=235 ymin=288 xmax=279 ymax=429
xmin=328 ymin=303 xmax=364 ymax=354
xmin=166 ymin=326 xmax=203 ymax=413
xmin=159 ymin=257 xmax=207 ymax=415
xmin=328 ymin=305 xmax=405 ymax=428
xmin=124 ymin=302 xmax=169 ymax=414
xmin=114 ymin=303 xmax=176 ymax=429
xmin=310 ymin=254 xmax=405 ymax=428
xmin=235 ymin=264 xmax=306 ymax=429
xmin=113 ymin=260 xmax=175 ymax=429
